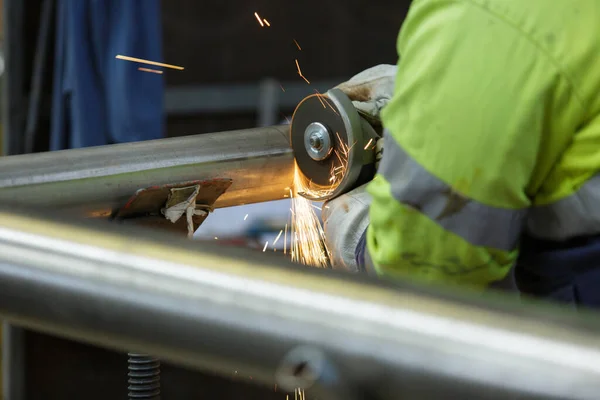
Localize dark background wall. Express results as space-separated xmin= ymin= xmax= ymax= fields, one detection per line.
xmin=162 ymin=0 xmax=411 ymax=136
xmin=6 ymin=0 xmax=412 ymax=153
xmin=163 ymin=0 xmax=408 ymax=85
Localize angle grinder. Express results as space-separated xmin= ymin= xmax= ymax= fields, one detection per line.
xmin=290 ymin=88 xmax=382 ymax=201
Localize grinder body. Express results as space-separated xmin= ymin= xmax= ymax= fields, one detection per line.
xmin=290 ymin=89 xmax=382 ymax=201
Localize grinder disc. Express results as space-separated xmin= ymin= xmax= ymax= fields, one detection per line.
xmin=290 ymin=89 xmax=364 ymax=194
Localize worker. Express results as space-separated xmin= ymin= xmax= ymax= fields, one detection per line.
xmin=322 ymin=0 xmax=600 ymax=308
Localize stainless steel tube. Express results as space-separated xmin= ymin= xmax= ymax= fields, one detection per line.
xmin=0 ymin=125 xmax=294 ymax=216
xmin=0 ymin=208 xmax=600 ymax=399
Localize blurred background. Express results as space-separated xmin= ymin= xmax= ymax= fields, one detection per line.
xmin=0 ymin=0 xmax=412 ymax=398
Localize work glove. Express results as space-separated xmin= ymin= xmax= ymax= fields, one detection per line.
xmin=335 ymin=64 xmax=397 ymax=125
xmin=322 ymin=184 xmax=371 ymax=273
xmin=336 ymin=64 xmax=393 ymax=169
xmin=322 ymin=65 xmax=396 ymax=271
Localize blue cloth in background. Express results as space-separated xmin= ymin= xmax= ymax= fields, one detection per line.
xmin=51 ymin=0 xmax=164 ymax=150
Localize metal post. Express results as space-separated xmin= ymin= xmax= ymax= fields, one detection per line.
xmin=0 ymin=207 xmax=599 ymax=399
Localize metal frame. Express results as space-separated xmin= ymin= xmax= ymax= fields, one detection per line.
xmin=1 ymin=207 xmax=600 ymax=399
xmin=0 ymin=125 xmax=295 ymax=215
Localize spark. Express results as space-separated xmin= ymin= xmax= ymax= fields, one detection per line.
xmin=116 ymin=55 xmax=184 ymax=70
xmin=290 ymin=166 xmax=331 ymax=267
xmin=254 ymin=12 xmax=264 ymax=27
xmin=291 ymin=131 xmax=350 ymax=203
xmin=263 ymin=19 xmax=271 ymax=27
xmin=280 ymin=85 xmax=286 ymax=92
xmin=138 ymin=67 xmax=163 ymax=74
xmin=311 ymin=204 xmax=322 ymax=210
xmin=315 ymin=92 xmax=327 ymax=109
xmin=284 ymin=223 xmax=288 ymax=254
xmin=263 ymin=241 xmax=269 ymax=252
xmin=214 ymin=237 xmax=218 ymax=240
xmin=364 ymin=138 xmax=374 ymax=150
xmin=295 ymin=388 xmax=306 ymax=400
xmin=294 ymin=39 xmax=302 ymax=50
xmin=273 ymin=229 xmax=284 ymax=246
xmin=314 ymin=89 xmax=338 ymax=114
xmin=295 ymin=59 xmax=310 ymax=84
xmin=244 ymin=214 xmax=249 ymax=220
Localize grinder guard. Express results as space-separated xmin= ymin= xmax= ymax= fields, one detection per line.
xmin=290 ymin=88 xmax=381 ymax=201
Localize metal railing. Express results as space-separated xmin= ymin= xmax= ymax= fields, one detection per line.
xmin=0 ymin=206 xmax=599 ymax=399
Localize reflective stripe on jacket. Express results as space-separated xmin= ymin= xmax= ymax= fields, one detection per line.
xmin=366 ymin=0 xmax=600 ymax=288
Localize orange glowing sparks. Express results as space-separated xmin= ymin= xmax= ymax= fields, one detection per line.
xmin=293 ymin=39 xmax=302 ymax=50
xmin=263 ymin=241 xmax=269 ymax=252
xmin=290 ymin=166 xmax=331 ymax=267
xmin=294 ymin=131 xmax=350 ymax=202
xmin=244 ymin=214 xmax=249 ymax=220
xmin=138 ymin=67 xmax=163 ymax=74
xmin=314 ymin=90 xmax=339 ymax=115
xmin=254 ymin=12 xmax=264 ymax=26
xmin=116 ymin=55 xmax=184 ymax=70
xmin=295 ymin=59 xmax=310 ymax=84
xmin=263 ymin=19 xmax=271 ymax=27
xmin=364 ymin=138 xmax=374 ymax=150
xmin=315 ymin=93 xmax=327 ymax=109
xmin=284 ymin=223 xmax=288 ymax=254
xmin=273 ymin=229 xmax=283 ymax=247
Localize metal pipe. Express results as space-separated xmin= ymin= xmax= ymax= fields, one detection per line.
xmin=0 ymin=125 xmax=294 ymax=216
xmin=0 ymin=208 xmax=600 ymax=399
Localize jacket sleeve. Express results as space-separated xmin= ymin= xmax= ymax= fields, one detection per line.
xmin=365 ymin=0 xmax=583 ymax=288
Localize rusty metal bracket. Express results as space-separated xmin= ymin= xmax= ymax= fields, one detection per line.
xmin=113 ymin=179 xmax=232 ymax=235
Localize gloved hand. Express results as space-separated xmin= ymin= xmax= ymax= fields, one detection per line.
xmin=322 ymin=65 xmax=396 ymax=271
xmin=322 ymin=184 xmax=371 ymax=272
xmin=335 ymin=64 xmax=397 ymax=125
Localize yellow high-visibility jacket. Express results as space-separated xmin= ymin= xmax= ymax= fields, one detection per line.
xmin=365 ymin=0 xmax=600 ymax=288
